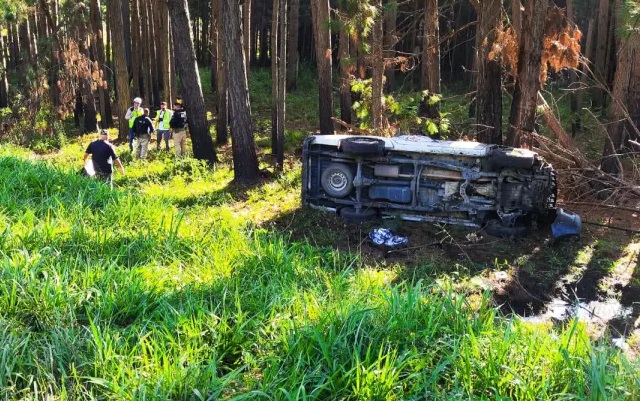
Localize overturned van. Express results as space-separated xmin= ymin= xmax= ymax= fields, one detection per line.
xmin=301 ymin=134 xmax=580 ymax=238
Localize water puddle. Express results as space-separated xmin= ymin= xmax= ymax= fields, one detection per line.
xmin=522 ymin=298 xmax=635 ymax=350
xmin=523 ymin=298 xmax=633 ymax=324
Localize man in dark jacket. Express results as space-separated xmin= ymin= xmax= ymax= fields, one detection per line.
xmin=132 ymin=108 xmax=155 ymax=159
xmin=83 ymin=130 xmax=125 ymax=188
xmin=169 ymin=102 xmax=188 ymax=157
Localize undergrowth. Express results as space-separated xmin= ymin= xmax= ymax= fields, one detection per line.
xmin=0 ymin=140 xmax=638 ymax=400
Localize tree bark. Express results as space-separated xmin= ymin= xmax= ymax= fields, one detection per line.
xmin=593 ymin=0 xmax=612 ymax=109
xmin=421 ymin=0 xmax=440 ymax=119
xmin=338 ymin=14 xmax=352 ymax=126
xmin=277 ymin=0 xmax=287 ymax=170
xmin=147 ymin=0 xmax=160 ymax=107
xmin=286 ymin=0 xmax=299 ymax=91
xmin=384 ymin=0 xmax=397 ymax=92
xmin=311 ymin=0 xmax=333 ymax=135
xmin=210 ymin=0 xmax=218 ymax=92
xmin=222 ymin=0 xmax=260 ymax=182
xmin=371 ymin=0 xmax=385 ymax=130
xmin=602 ymin=2 xmax=640 ymax=175
xmin=109 ymin=0 xmax=131 ymax=140
xmin=506 ymin=0 xmax=548 ymax=149
xmin=272 ymin=0 xmax=280 ymax=155
xmin=472 ymin=0 xmax=502 ymax=144
xmin=213 ymin=0 xmax=228 ymax=145
xmin=0 ymin=35 xmax=8 ymax=107
xmin=156 ymin=0 xmax=172 ymax=103
xmin=167 ymin=0 xmax=217 ymax=164
xmin=131 ymin=0 xmax=142 ymax=97
xmin=244 ymin=0 xmax=252 ymax=69
xmin=140 ymin=0 xmax=152 ymax=106
xmin=90 ymin=0 xmax=113 ymax=127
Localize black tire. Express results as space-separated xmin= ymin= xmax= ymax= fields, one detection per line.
xmin=340 ymin=207 xmax=378 ymax=223
xmin=321 ymin=163 xmax=354 ymax=198
xmin=484 ymin=219 xmax=530 ymax=238
xmin=340 ymin=137 xmax=385 ymax=155
xmin=488 ymin=147 xmax=536 ymax=169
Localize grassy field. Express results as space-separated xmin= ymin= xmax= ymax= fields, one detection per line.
xmin=0 ymin=69 xmax=639 ymax=400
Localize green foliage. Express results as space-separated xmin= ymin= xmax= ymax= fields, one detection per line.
xmin=1 ymin=101 xmax=67 ymax=153
xmin=351 ymin=79 xmax=450 ymax=136
xmin=618 ymin=0 xmax=640 ymax=36
xmin=0 ymin=102 xmax=638 ymax=398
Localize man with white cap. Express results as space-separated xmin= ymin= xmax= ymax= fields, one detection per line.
xmin=125 ymin=97 xmax=144 ymax=152
xmin=83 ymin=130 xmax=125 ymax=188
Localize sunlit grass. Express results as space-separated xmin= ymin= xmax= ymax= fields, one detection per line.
xmin=0 ymin=67 xmax=639 ymax=399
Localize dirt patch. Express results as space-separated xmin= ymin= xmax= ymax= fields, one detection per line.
xmin=269 ymin=203 xmax=640 ymax=353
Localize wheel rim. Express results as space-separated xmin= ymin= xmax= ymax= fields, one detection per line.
xmin=328 ymin=171 xmax=348 ymax=192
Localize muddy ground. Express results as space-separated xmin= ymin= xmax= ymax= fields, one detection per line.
xmin=271 ymin=202 xmax=640 ymax=357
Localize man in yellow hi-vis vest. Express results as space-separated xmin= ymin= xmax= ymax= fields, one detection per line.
xmin=125 ymin=97 xmax=144 ymax=152
xmin=154 ymin=101 xmax=173 ymax=151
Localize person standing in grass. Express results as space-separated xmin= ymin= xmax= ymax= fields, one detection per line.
xmin=169 ymin=101 xmax=188 ymax=157
xmin=125 ymin=97 xmax=144 ymax=152
xmin=83 ymin=130 xmax=125 ymax=188
xmin=133 ymin=108 xmax=155 ymax=159
xmin=154 ymin=101 xmax=173 ymax=151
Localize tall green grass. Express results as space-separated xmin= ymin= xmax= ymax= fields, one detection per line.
xmin=0 ymin=151 xmax=638 ymax=400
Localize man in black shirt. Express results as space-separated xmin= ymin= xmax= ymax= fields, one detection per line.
xmin=83 ymin=130 xmax=125 ymax=188
xmin=132 ymin=108 xmax=155 ymax=159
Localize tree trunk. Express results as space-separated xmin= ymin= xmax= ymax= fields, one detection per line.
xmin=311 ymin=0 xmax=333 ymax=135
xmin=576 ymin=0 xmax=598 ymax=134
xmin=271 ymin=0 xmax=280 ymax=156
xmin=167 ymin=0 xmax=217 ymax=164
xmin=156 ymin=0 xmax=171 ymax=103
xmin=371 ymin=0 xmax=385 ymax=130
xmin=384 ymin=0 xmax=397 ymax=92
xmin=147 ymin=0 xmax=160 ymax=107
xmin=0 ymin=35 xmax=8 ymax=107
xmin=90 ymin=0 xmax=113 ymax=127
xmin=277 ymin=0 xmax=287 ymax=170
xmin=338 ymin=14 xmax=352 ymax=126
xmin=602 ymin=3 xmax=640 ymax=175
xmin=421 ymin=0 xmax=440 ymax=119
xmin=213 ymin=0 xmax=228 ymax=145
xmin=210 ymin=0 xmax=218 ymax=92
xmin=511 ymin=0 xmax=522 ymax=37
xmin=473 ymin=0 xmax=502 ymax=144
xmin=244 ymin=0 xmax=252 ymax=69
xmin=593 ymin=0 xmax=612 ymax=109
xmin=131 ymin=0 xmax=142 ymax=97
xmin=140 ymin=0 xmax=152 ymax=106
xmin=506 ymin=0 xmax=548 ymax=149
xmin=286 ymin=0 xmax=299 ymax=91
xmin=109 ymin=0 xmax=131 ymax=140
xmin=222 ymin=0 xmax=260 ymax=182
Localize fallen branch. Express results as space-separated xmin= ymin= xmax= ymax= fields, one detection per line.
xmin=557 ymin=201 xmax=640 ymax=214
xmin=583 ymin=221 xmax=640 ymax=234
xmin=331 ymin=117 xmax=371 ymax=135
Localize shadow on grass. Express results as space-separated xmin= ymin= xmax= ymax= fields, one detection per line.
xmin=265 ymin=205 xmax=640 ymax=337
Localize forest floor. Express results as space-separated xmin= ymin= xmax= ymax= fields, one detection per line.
xmin=107 ymin=68 xmax=640 ymax=355
xmin=266 ymin=183 xmax=640 ymax=357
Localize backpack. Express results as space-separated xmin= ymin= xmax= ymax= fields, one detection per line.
xmin=170 ymin=110 xmax=186 ymax=129
xmin=134 ymin=117 xmax=149 ymax=135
